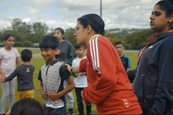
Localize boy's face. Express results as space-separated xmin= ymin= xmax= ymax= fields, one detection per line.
xmin=40 ymin=48 xmax=57 ymax=63
xmin=115 ymin=44 xmax=124 ymax=57
xmin=76 ymin=47 xmax=85 ymax=58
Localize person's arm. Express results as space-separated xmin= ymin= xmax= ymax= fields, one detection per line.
xmin=126 ymin=56 xmax=131 ymax=71
xmin=38 ymin=70 xmax=48 ymax=100
xmin=82 ymin=37 xmax=118 ymax=104
xmin=127 ymin=69 xmax=136 ymax=83
xmin=16 ymin=57 xmax=20 ymax=66
xmin=40 ymin=81 xmax=48 ymax=100
xmin=0 ymin=68 xmax=6 ymax=82
xmin=15 ymin=48 xmax=20 ymax=66
xmin=66 ymin=64 xmax=80 ymax=74
xmin=4 ymin=67 xmax=19 ymax=82
xmin=48 ymin=76 xmax=75 ymax=101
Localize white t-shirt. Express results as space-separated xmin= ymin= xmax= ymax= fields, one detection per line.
xmin=72 ymin=56 xmax=88 ymax=88
xmin=0 ymin=47 xmax=20 ymax=76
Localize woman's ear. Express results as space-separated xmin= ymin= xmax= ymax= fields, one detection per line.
xmin=86 ymin=25 xmax=92 ymax=34
xmin=168 ymin=15 xmax=173 ymax=23
xmin=55 ymin=48 xmax=61 ymax=55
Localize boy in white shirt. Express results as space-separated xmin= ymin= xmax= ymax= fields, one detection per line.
xmin=72 ymin=44 xmax=91 ymax=115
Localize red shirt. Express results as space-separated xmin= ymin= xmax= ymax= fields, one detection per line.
xmin=80 ymin=35 xmax=142 ymax=114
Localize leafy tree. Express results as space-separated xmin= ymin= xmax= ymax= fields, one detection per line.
xmin=11 ymin=18 xmax=32 ymax=42
xmin=31 ymin=22 xmax=48 ymax=43
xmin=124 ymin=29 xmax=153 ymax=50
xmin=65 ymin=28 xmax=76 ymax=45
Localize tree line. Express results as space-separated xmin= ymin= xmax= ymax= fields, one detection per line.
xmin=0 ymin=18 xmax=153 ymax=50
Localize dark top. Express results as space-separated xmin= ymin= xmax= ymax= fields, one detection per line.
xmin=120 ymin=55 xmax=131 ymax=71
xmin=5 ymin=64 xmax=35 ymax=91
xmin=55 ymin=40 xmax=76 ymax=66
xmin=133 ymin=32 xmax=173 ymax=114
xmin=38 ymin=59 xmax=71 ymax=102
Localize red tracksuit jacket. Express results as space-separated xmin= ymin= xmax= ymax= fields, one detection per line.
xmin=80 ymin=34 xmax=142 ymax=114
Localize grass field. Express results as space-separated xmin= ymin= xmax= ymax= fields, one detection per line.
xmin=0 ymin=48 xmax=138 ymax=114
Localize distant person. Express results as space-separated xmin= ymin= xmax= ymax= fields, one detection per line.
xmin=10 ymin=98 xmax=43 ymax=115
xmin=114 ymin=41 xmax=132 ymax=71
xmin=66 ymin=13 xmax=142 ymax=114
xmin=72 ymin=44 xmax=92 ymax=115
xmin=38 ymin=36 xmax=75 ymax=115
xmin=0 ymin=34 xmax=20 ymax=115
xmin=0 ymin=49 xmax=35 ymax=100
xmin=133 ymin=0 xmax=173 ymax=114
xmin=54 ymin=27 xmax=76 ymax=115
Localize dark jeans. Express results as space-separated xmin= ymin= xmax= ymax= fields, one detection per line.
xmin=43 ymin=104 xmax=66 ymax=115
xmin=75 ymin=87 xmax=92 ymax=115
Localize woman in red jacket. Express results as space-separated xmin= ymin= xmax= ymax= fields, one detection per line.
xmin=68 ymin=13 xmax=142 ymax=114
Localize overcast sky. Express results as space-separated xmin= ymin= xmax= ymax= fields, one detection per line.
xmin=0 ymin=0 xmax=158 ymax=31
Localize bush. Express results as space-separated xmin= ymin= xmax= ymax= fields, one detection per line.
xmin=14 ymin=41 xmax=32 ymax=47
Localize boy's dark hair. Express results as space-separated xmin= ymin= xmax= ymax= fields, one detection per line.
xmin=114 ymin=41 xmax=124 ymax=46
xmin=10 ymin=98 xmax=43 ymax=115
xmin=21 ymin=49 xmax=32 ymax=62
xmin=39 ymin=35 xmax=59 ymax=49
xmin=74 ymin=44 xmax=83 ymax=49
xmin=4 ymin=34 xmax=15 ymax=41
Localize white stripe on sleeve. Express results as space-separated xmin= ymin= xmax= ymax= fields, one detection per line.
xmin=89 ymin=36 xmax=101 ymax=74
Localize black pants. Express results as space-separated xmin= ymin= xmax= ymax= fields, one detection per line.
xmin=75 ymin=87 xmax=92 ymax=115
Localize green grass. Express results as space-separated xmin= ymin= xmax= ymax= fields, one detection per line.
xmin=0 ymin=48 xmax=138 ymax=114
xmin=124 ymin=50 xmax=138 ymax=69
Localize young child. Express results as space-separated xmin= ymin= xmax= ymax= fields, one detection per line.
xmin=72 ymin=44 xmax=91 ymax=115
xmin=114 ymin=41 xmax=131 ymax=71
xmin=38 ymin=35 xmax=75 ymax=115
xmin=0 ymin=34 xmax=20 ymax=115
xmin=0 ymin=49 xmax=35 ymax=100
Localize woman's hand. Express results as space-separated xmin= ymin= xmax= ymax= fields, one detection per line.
xmin=65 ymin=64 xmax=72 ymax=73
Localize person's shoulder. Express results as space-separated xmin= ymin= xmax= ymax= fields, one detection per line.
xmin=60 ymin=64 xmax=67 ymax=69
xmin=31 ymin=64 xmax=35 ymax=68
xmin=40 ymin=63 xmax=47 ymax=68
xmin=90 ymin=35 xmax=107 ymax=43
xmin=161 ymin=32 xmax=173 ymax=45
xmin=14 ymin=64 xmax=24 ymax=71
xmin=11 ymin=47 xmax=19 ymax=53
xmin=0 ymin=47 xmax=5 ymax=51
xmin=158 ymin=32 xmax=173 ymax=40
xmin=63 ymin=40 xmax=71 ymax=44
xmin=27 ymin=64 xmax=35 ymax=69
xmin=73 ymin=57 xmax=81 ymax=61
xmin=11 ymin=47 xmax=18 ymax=51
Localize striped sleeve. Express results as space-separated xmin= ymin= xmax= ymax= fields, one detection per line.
xmin=89 ymin=36 xmax=101 ymax=74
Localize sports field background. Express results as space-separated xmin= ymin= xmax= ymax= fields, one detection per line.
xmin=0 ymin=48 xmax=138 ymax=114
